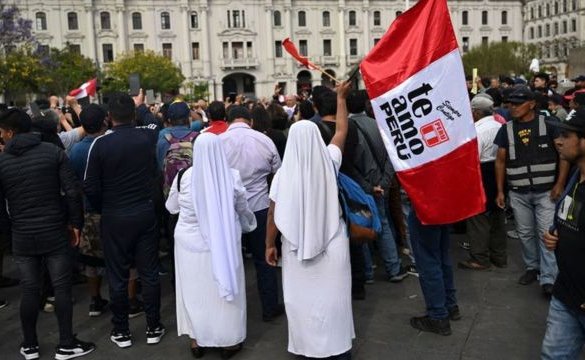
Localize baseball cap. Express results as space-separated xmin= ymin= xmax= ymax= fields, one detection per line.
xmin=563 ymin=89 xmax=585 ymax=102
xmin=227 ymin=105 xmax=251 ymax=122
xmin=80 ymin=104 xmax=107 ymax=133
xmin=470 ymin=94 xmax=494 ymax=112
xmin=507 ymin=87 xmax=535 ymax=104
xmin=546 ymin=108 xmax=585 ymax=135
xmin=167 ymin=100 xmax=190 ymax=121
xmin=571 ymin=75 xmax=585 ymax=82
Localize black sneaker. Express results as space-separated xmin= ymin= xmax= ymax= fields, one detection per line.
xmin=0 ymin=299 xmax=7 ymax=309
xmin=406 ymin=264 xmax=419 ymax=277
xmin=128 ymin=299 xmax=144 ymax=319
xmin=146 ymin=324 xmax=166 ymax=345
xmin=389 ymin=266 xmax=409 ymax=283
xmin=518 ymin=269 xmax=539 ymax=285
xmin=88 ymin=298 xmax=108 ymax=317
xmin=448 ymin=306 xmax=462 ymax=321
xmin=19 ymin=344 xmax=39 ymax=360
xmin=110 ymin=330 xmax=132 ymax=348
xmin=410 ymin=315 xmax=452 ymax=336
xmin=54 ymin=338 xmax=95 ymax=360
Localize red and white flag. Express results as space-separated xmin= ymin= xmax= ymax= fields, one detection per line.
xmin=68 ymin=78 xmax=97 ymax=99
xmin=282 ymin=38 xmax=318 ymax=70
xmin=360 ymin=0 xmax=485 ymax=225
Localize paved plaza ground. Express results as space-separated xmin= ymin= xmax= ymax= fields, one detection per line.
xmin=0 ymin=231 xmax=581 ymax=360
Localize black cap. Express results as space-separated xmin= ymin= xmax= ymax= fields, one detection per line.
xmin=167 ymin=100 xmax=190 ymax=121
xmin=80 ymin=104 xmax=107 ymax=133
xmin=227 ymin=105 xmax=251 ymax=122
xmin=546 ymin=108 xmax=585 ymax=135
xmin=507 ymin=87 xmax=536 ymax=104
xmin=571 ymin=75 xmax=585 ymax=82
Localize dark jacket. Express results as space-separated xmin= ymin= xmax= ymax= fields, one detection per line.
xmin=0 ymin=133 xmax=83 ymax=255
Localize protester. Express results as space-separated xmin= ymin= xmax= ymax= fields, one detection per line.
xmin=0 ymin=109 xmax=95 ymax=359
xmin=541 ymin=108 xmax=585 ymax=359
xmin=220 ymin=105 xmax=283 ymax=322
xmin=548 ymin=94 xmax=569 ymax=122
xmin=84 ymin=93 xmax=165 ymax=348
xmin=266 ymin=81 xmax=354 ymax=359
xmin=200 ymin=101 xmax=228 ymax=134
xmin=156 ymin=100 xmax=198 ymax=171
xmin=494 ymin=87 xmax=570 ymax=295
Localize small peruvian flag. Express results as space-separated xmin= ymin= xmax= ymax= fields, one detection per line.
xmin=360 ymin=0 xmax=485 ymax=225
xmin=282 ymin=38 xmax=318 ymax=70
xmin=68 ymin=78 xmax=97 ymax=99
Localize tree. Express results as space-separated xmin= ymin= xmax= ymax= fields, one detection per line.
xmin=462 ymin=41 xmax=539 ymax=78
xmin=0 ymin=1 xmax=34 ymax=50
xmin=0 ymin=45 xmax=49 ymax=104
xmin=42 ymin=46 xmax=99 ymax=95
xmin=103 ymin=50 xmax=185 ymax=94
xmin=183 ymin=81 xmax=209 ymax=102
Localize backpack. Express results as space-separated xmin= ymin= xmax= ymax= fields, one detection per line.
xmin=162 ymin=131 xmax=198 ymax=197
xmin=337 ymin=171 xmax=382 ymax=243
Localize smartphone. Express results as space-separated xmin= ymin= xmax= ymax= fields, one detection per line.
xmin=145 ymin=89 xmax=155 ymax=104
xmin=129 ymin=73 xmax=141 ymax=96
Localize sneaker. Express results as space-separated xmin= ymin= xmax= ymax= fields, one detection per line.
xmin=448 ymin=306 xmax=462 ymax=321
xmin=406 ymin=264 xmax=419 ymax=277
xmin=389 ymin=266 xmax=408 ymax=283
xmin=507 ymin=230 xmax=519 ymax=239
xmin=54 ymin=338 xmax=95 ymax=360
xmin=0 ymin=299 xmax=7 ymax=309
xmin=19 ymin=344 xmax=39 ymax=360
xmin=365 ymin=277 xmax=374 ymax=285
xmin=518 ymin=269 xmax=539 ymax=285
xmin=457 ymin=259 xmax=490 ymax=271
xmin=128 ymin=299 xmax=144 ymax=319
xmin=43 ymin=297 xmax=55 ymax=313
xmin=146 ymin=324 xmax=166 ymax=345
xmin=110 ymin=330 xmax=132 ymax=348
xmin=410 ymin=315 xmax=452 ymax=336
xmin=158 ymin=264 xmax=169 ymax=276
xmin=88 ymin=298 xmax=108 ymax=317
xmin=458 ymin=240 xmax=470 ymax=250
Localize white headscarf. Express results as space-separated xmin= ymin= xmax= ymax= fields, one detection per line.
xmin=191 ymin=133 xmax=241 ymax=301
xmin=272 ymin=121 xmax=341 ymax=261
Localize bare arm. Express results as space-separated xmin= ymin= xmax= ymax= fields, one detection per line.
xmin=495 ymin=147 xmax=507 ymax=209
xmin=329 ymin=81 xmax=351 ymax=152
xmin=265 ymin=200 xmax=278 ymax=266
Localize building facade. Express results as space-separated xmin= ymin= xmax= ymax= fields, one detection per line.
xmin=13 ymin=0 xmax=524 ymax=98
xmin=523 ymin=0 xmax=585 ymax=77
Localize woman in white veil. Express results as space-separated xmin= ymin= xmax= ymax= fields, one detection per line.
xmin=266 ymin=81 xmax=355 ymax=359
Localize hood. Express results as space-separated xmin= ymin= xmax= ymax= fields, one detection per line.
xmin=4 ymin=132 xmax=42 ymax=156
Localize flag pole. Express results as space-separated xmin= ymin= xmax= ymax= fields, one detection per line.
xmin=312 ymin=63 xmax=342 ymax=84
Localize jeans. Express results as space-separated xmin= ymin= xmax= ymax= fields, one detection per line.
xmin=509 ymin=190 xmax=558 ymax=285
xmin=466 ymin=209 xmax=507 ymax=266
xmin=244 ymin=209 xmax=279 ymax=317
xmin=363 ymin=197 xmax=401 ymax=279
xmin=408 ymin=210 xmax=457 ymax=319
xmin=16 ymin=246 xmax=74 ymax=347
xmin=101 ymin=210 xmax=161 ymax=331
xmin=541 ymin=297 xmax=585 ymax=359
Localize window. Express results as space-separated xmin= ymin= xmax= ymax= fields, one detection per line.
xmin=298 ymin=11 xmax=306 ymax=27
xmin=481 ymin=11 xmax=488 ymax=25
xmin=482 ymin=36 xmax=488 ymax=45
xmin=132 ymin=12 xmax=142 ymax=30
xmin=275 ymin=40 xmax=282 ymax=58
xmin=102 ymin=43 xmax=113 ymax=63
xmin=462 ymin=37 xmax=469 ymax=52
xmin=246 ymin=41 xmax=253 ymax=58
xmin=161 ymin=12 xmax=171 ymax=30
xmin=555 ymin=22 xmax=560 ymax=35
xmin=274 ymin=10 xmax=281 ymax=26
xmin=35 ymin=12 xmax=47 ymax=31
xmin=322 ymin=11 xmax=330 ymax=27
xmin=69 ymin=44 xmax=81 ymax=54
xmin=100 ymin=12 xmax=111 ymax=30
xmin=501 ymin=36 xmax=508 ymax=43
xmin=373 ymin=11 xmax=381 ymax=26
xmin=323 ymin=39 xmax=331 ymax=56
xmin=462 ymin=11 xmax=468 ymax=25
xmin=531 ymin=7 xmax=534 ymax=19
xmin=133 ymin=43 xmax=144 ymax=52
xmin=573 ymin=0 xmax=577 ymax=10
xmin=67 ymin=12 xmax=78 ymax=30
xmin=192 ymin=42 xmax=200 ymax=60
xmin=349 ymin=38 xmax=358 ymax=55
xmin=563 ymin=0 xmax=567 ymax=12
xmin=374 ymin=38 xmax=380 ymax=46
xmin=563 ymin=21 xmax=567 ymax=34
xmin=530 ymin=27 xmax=534 ymax=39
xmin=396 ymin=11 xmax=402 ymax=17
xmin=501 ymin=11 xmax=507 ymax=25
xmin=299 ymin=39 xmax=308 ymax=56
xmin=537 ymin=25 xmax=542 ymax=38
xmin=232 ymin=42 xmax=243 ymax=59
xmin=538 ymin=5 xmax=542 ymax=17
xmin=191 ymin=12 xmax=198 ymax=29
xmin=555 ymin=2 xmax=559 ymax=14
xmin=222 ymin=42 xmax=229 ymax=58
xmin=572 ymin=18 xmax=577 ymax=32
xmin=349 ymin=10 xmax=356 ymax=26
xmin=162 ymin=43 xmax=172 ymax=59
xmin=37 ymin=45 xmax=49 ymax=56
xmin=231 ymin=10 xmax=242 ymax=28
xmin=546 ymin=4 xmax=550 ymax=16
xmin=545 ymin=23 xmax=550 ymax=37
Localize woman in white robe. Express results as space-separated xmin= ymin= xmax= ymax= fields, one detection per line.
xmin=166 ymin=133 xmax=256 ymax=358
xmin=265 ymin=82 xmax=355 ymax=359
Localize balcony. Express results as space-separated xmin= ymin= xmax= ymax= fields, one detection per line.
xmin=319 ymin=55 xmax=340 ymax=67
xmin=220 ymin=57 xmax=259 ymax=70
xmin=346 ymin=55 xmax=361 ymax=66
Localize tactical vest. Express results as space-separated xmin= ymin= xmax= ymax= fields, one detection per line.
xmin=505 ymin=115 xmax=558 ymax=192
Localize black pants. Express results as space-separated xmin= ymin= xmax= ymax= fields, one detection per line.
xmin=350 ymin=242 xmax=366 ymax=296
xmin=101 ymin=209 xmax=161 ymax=331
xmin=16 ymin=246 xmax=74 ymax=347
xmin=243 ymin=209 xmax=279 ymax=317
xmin=467 ymin=209 xmax=507 ymax=266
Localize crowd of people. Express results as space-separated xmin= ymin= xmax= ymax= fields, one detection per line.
xmin=0 ymin=70 xmax=583 ymax=360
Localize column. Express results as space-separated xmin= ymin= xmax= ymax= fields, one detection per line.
xmin=201 ymin=7 xmax=211 ymax=80
xmin=284 ymin=1 xmax=295 ymax=93
xmin=362 ymin=3 xmax=370 ymax=56
xmin=85 ymin=6 xmax=97 ymax=64
xmin=181 ymin=5 xmax=193 ymax=79
xmin=264 ymin=2 xmax=275 ymax=82
xmin=117 ymin=6 xmax=127 ymax=53
xmin=338 ymin=5 xmax=348 ymax=76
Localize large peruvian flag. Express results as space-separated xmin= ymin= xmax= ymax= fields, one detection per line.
xmin=360 ymin=0 xmax=485 ymax=225
xmin=68 ymin=78 xmax=97 ymax=99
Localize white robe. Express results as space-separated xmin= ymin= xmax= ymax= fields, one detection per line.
xmin=166 ymin=167 xmax=256 ymax=347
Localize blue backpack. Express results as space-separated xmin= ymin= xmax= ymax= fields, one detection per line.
xmin=337 ymin=172 xmax=382 ymax=243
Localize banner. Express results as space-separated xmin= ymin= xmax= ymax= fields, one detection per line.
xmin=360 ymin=0 xmax=485 ymax=224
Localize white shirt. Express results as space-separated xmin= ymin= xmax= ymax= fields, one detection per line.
xmin=475 ymin=115 xmax=502 ymax=163
xmin=220 ymin=122 xmax=281 ymax=212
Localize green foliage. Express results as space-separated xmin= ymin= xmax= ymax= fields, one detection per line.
xmin=183 ymin=81 xmax=209 ymax=102
xmin=103 ymin=50 xmax=185 ymax=94
xmin=43 ymin=46 xmax=98 ymax=95
xmin=462 ymin=41 xmax=539 ymax=77
xmin=0 ymin=45 xmax=49 ymax=100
